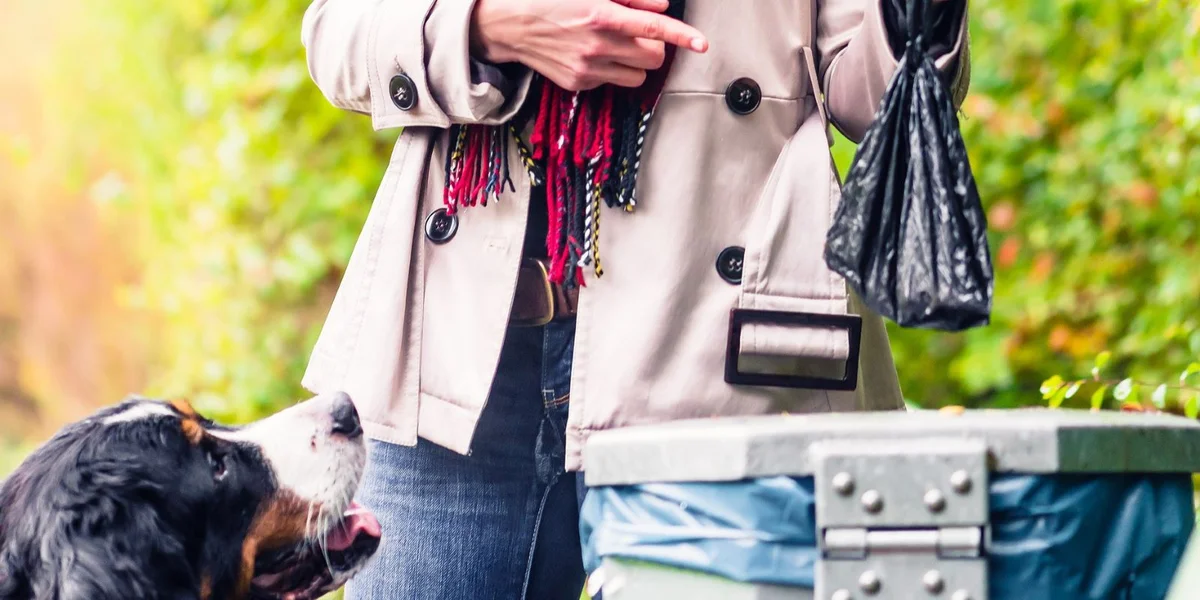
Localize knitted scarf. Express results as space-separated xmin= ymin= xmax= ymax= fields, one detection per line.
xmin=442 ymin=0 xmax=686 ymax=288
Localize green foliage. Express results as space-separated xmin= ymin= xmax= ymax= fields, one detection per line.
xmin=58 ymin=0 xmax=395 ymax=423
xmin=1042 ymin=353 xmax=1200 ymax=417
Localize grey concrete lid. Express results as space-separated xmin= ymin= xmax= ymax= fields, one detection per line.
xmin=582 ymin=409 xmax=1200 ymax=486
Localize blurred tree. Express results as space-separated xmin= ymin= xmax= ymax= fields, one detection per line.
xmin=54 ymin=0 xmax=397 ymax=422
xmin=21 ymin=0 xmax=1200 ymax=426
xmin=1 ymin=0 xmax=155 ymax=460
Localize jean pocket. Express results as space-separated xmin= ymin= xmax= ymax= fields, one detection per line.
xmin=540 ymin=319 xmax=576 ymax=407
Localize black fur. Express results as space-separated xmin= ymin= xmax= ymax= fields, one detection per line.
xmin=0 ymin=399 xmax=276 ymax=600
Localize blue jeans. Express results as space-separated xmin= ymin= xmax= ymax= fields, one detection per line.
xmin=346 ymin=320 xmax=587 ymax=600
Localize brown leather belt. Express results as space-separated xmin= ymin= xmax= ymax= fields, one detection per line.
xmin=510 ymin=258 xmax=579 ymax=327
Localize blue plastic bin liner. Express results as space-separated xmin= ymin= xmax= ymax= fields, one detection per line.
xmin=581 ymin=473 xmax=1195 ymax=599
xmin=582 ymin=477 xmax=821 ymax=587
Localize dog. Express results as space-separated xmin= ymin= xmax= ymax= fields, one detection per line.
xmin=0 ymin=391 xmax=381 ymax=600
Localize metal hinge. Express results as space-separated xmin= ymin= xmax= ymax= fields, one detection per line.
xmin=812 ymin=438 xmax=991 ymax=600
xmin=823 ymin=526 xmax=984 ymax=559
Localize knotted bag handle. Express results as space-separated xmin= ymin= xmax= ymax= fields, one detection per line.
xmin=906 ymin=0 xmax=934 ymax=64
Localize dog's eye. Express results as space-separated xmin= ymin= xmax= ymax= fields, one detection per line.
xmin=206 ymin=450 xmax=228 ymax=481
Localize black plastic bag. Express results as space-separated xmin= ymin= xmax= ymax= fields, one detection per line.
xmin=823 ymin=0 xmax=993 ymax=332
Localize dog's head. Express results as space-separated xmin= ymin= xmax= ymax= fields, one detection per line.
xmin=0 ymin=392 xmax=381 ymax=600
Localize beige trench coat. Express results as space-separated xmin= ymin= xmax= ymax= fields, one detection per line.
xmin=300 ymin=0 xmax=970 ymax=470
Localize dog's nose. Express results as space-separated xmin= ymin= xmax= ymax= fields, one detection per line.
xmin=329 ymin=392 xmax=362 ymax=439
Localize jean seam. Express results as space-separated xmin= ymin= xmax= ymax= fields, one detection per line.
xmin=540 ymin=325 xmax=553 ymax=408
xmin=545 ymin=393 xmax=570 ymax=408
xmin=519 ymin=474 xmax=559 ymax=600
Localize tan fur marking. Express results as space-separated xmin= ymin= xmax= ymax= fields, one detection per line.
xmin=233 ymin=491 xmax=312 ymax=599
xmin=171 ymin=398 xmax=205 ymax=445
xmin=170 ymin=398 xmax=198 ymax=419
xmin=233 ymin=539 xmax=257 ymax=600
xmin=199 ymin=574 xmax=212 ymax=600
xmin=180 ymin=418 xmax=205 ymax=446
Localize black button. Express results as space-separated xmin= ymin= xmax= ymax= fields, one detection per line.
xmin=424 ymin=208 xmax=458 ymax=244
xmin=724 ymin=78 xmax=761 ymax=115
xmin=716 ymin=246 xmax=745 ymax=284
xmin=389 ymin=73 xmax=417 ymax=111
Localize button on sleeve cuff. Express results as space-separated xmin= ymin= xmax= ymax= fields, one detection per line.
xmin=368 ymin=0 xmax=533 ymax=131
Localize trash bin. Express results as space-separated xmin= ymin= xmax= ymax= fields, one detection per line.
xmin=580 ymin=410 xmax=1200 ymax=600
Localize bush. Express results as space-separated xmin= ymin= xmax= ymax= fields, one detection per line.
xmin=53 ymin=0 xmax=395 ymax=422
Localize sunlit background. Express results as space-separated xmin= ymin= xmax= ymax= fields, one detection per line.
xmin=2 ymin=0 xmax=1199 ymax=479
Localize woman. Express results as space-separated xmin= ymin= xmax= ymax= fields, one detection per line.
xmin=300 ymin=0 xmax=969 ymax=597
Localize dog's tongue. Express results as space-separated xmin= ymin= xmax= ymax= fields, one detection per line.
xmin=326 ymin=502 xmax=381 ymax=552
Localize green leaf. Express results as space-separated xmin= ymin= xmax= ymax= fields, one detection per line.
xmin=1065 ymin=380 xmax=1083 ymax=399
xmin=1092 ymin=351 xmax=1113 ymax=379
xmin=1186 ymin=393 xmax=1199 ymax=420
xmin=1091 ymin=385 xmax=1109 ymax=411
xmin=1048 ymin=384 xmax=1070 ymax=409
xmin=1151 ymin=384 xmax=1169 ymax=409
xmin=1113 ymin=378 xmax=1135 ymax=401
xmin=1181 ymin=363 xmax=1200 ymax=385
xmin=1041 ymin=375 xmax=1065 ymax=399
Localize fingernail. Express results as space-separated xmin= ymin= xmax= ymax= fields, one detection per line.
xmin=690 ymin=38 xmax=707 ymax=52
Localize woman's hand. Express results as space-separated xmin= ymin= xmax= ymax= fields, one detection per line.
xmin=470 ymin=0 xmax=708 ymax=91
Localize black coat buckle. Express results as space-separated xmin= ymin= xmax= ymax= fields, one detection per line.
xmin=724 ymin=309 xmax=863 ymax=391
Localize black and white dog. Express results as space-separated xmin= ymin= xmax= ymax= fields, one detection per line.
xmin=0 ymin=392 xmax=381 ymax=600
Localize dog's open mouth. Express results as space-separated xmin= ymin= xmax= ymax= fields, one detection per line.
xmin=250 ymin=502 xmax=382 ymax=600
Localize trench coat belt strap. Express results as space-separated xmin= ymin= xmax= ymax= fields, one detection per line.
xmin=509 ymin=258 xmax=579 ymax=327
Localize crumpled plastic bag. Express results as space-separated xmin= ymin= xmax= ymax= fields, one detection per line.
xmin=580 ymin=473 xmax=1195 ymax=598
xmin=823 ymin=0 xmax=993 ymax=331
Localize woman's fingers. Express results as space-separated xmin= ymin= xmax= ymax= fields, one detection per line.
xmin=588 ymin=62 xmax=649 ymax=88
xmin=593 ymin=35 xmax=666 ymax=70
xmin=516 ymin=0 xmax=703 ymax=90
xmin=591 ymin=3 xmax=708 ymax=52
xmin=532 ymin=51 xmax=647 ymax=91
xmin=610 ymin=0 xmax=670 ymax=12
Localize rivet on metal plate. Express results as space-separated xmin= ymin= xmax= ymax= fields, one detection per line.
xmin=860 ymin=490 xmax=884 ymax=514
xmin=950 ymin=469 xmax=972 ymax=494
xmin=858 ymin=570 xmax=881 ymax=595
xmin=923 ymin=570 xmax=945 ymax=594
xmin=924 ymin=488 xmax=947 ymax=513
xmin=832 ymin=472 xmax=856 ymax=496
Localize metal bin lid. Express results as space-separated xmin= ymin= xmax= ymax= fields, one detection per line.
xmin=583 ymin=409 xmax=1200 ymax=486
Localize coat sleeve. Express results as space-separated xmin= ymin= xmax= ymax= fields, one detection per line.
xmin=816 ymin=0 xmax=970 ymax=142
xmin=301 ymin=0 xmax=534 ymax=130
